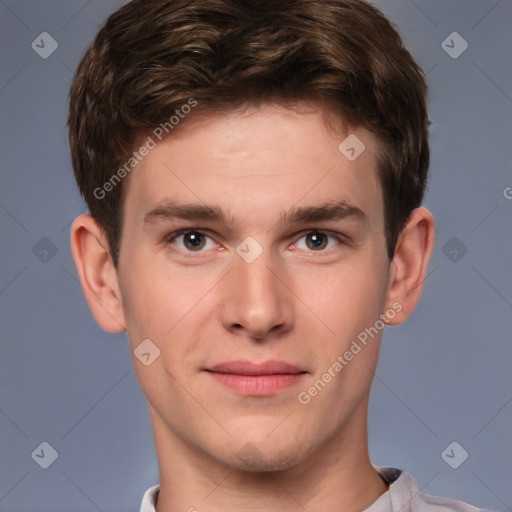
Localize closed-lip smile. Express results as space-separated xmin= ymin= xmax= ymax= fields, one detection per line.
xmin=205 ymin=360 xmax=308 ymax=395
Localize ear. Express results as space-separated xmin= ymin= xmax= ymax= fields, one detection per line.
xmin=384 ymin=207 xmax=435 ymax=325
xmin=70 ymin=214 xmax=126 ymax=332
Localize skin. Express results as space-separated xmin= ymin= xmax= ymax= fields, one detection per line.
xmin=71 ymin=103 xmax=435 ymax=512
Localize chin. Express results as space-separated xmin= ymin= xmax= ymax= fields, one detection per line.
xmin=221 ymin=434 xmax=313 ymax=473
xmin=231 ymin=447 xmax=303 ymax=473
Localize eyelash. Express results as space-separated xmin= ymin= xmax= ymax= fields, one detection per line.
xmin=163 ymin=229 xmax=348 ymax=256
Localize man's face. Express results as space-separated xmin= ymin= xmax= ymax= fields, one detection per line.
xmin=117 ymin=104 xmax=392 ymax=471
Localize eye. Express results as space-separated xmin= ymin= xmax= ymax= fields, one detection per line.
xmin=295 ymin=231 xmax=340 ymax=251
xmin=168 ymin=230 xmax=217 ymax=252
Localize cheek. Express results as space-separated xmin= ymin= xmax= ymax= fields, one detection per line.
xmin=118 ymin=258 xmax=214 ymax=358
xmin=292 ymin=259 xmax=388 ymax=341
xmin=118 ymin=254 xmax=176 ymax=347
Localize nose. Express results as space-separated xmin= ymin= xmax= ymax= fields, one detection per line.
xmin=219 ymin=250 xmax=293 ymax=341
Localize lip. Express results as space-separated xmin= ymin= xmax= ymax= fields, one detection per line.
xmin=205 ymin=360 xmax=307 ymax=396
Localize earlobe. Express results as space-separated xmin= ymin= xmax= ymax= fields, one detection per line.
xmin=384 ymin=207 xmax=435 ymax=325
xmin=70 ymin=214 xmax=126 ymax=333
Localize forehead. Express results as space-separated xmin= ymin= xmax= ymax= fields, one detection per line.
xmin=123 ymin=104 xmax=383 ymax=230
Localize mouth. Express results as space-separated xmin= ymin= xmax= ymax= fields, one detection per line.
xmin=204 ymin=360 xmax=308 ymax=395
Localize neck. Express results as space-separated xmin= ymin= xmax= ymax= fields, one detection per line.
xmin=151 ymin=402 xmax=388 ymax=512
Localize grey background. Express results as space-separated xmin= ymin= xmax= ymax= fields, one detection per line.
xmin=0 ymin=0 xmax=511 ymax=510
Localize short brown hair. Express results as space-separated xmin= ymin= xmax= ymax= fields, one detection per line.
xmin=68 ymin=0 xmax=429 ymax=267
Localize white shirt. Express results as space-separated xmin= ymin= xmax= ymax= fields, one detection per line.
xmin=139 ymin=467 xmax=496 ymax=512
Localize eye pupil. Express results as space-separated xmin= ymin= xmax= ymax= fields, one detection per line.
xmin=184 ymin=232 xmax=205 ymax=250
xmin=306 ymin=232 xmax=328 ymax=250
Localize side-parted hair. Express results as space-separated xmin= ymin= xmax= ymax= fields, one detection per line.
xmin=68 ymin=0 xmax=429 ymax=267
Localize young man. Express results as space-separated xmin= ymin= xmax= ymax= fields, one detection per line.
xmin=68 ymin=0 xmax=495 ymax=510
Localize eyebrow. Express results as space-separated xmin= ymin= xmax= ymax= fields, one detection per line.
xmin=143 ymin=202 xmax=227 ymax=225
xmin=143 ymin=200 xmax=367 ymax=227
xmin=279 ymin=201 xmax=367 ymax=225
